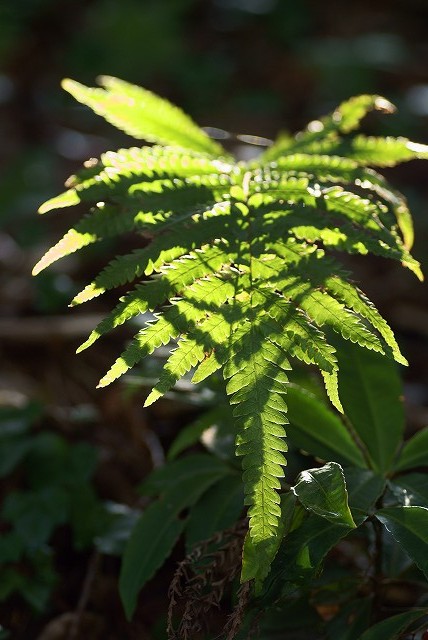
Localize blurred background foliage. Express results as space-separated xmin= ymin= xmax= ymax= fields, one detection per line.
xmin=1 ymin=1 xmax=428 ymax=638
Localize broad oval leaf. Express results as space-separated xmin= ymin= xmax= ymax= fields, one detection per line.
xmin=388 ymin=473 xmax=428 ymax=508
xmin=185 ymin=474 xmax=244 ymax=550
xmin=375 ymin=505 xmax=428 ymax=578
xmin=139 ymin=453 xmax=231 ymax=496
xmin=343 ymin=467 xmax=386 ymax=525
xmin=119 ymin=500 xmax=186 ymax=620
xmin=359 ymin=609 xmax=428 ymax=640
xmin=335 ymin=338 xmax=405 ymax=473
xmin=167 ymin=405 xmax=233 ymax=461
xmin=120 ymin=453 xmax=231 ymax=618
xmin=286 ymin=383 xmax=367 ymax=467
xmin=259 ymin=510 xmax=354 ymax=606
xmin=394 ymin=426 xmax=428 ymax=472
xmin=293 ymin=462 xmax=356 ymax=528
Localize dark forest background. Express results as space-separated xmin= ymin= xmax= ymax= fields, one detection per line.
xmin=1 ymin=1 xmax=428 ymax=638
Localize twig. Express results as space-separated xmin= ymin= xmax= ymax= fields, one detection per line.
xmin=67 ymin=551 xmax=100 ymax=640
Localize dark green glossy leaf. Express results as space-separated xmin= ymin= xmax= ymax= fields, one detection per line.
xmin=293 ymin=462 xmax=356 ymax=528
xmin=140 ymin=453 xmax=230 ymax=496
xmin=167 ymin=414 xmax=212 ymax=461
xmin=286 ymin=384 xmax=367 ymax=467
xmin=95 ymin=502 xmax=141 ymax=556
xmin=119 ymin=500 xmax=186 ymax=619
xmin=120 ymin=454 xmax=231 ymax=618
xmin=260 ymin=510 xmax=353 ymax=606
xmin=394 ymin=427 xmax=428 ymax=472
xmin=185 ymin=474 xmax=243 ymax=550
xmin=168 ymin=405 xmax=236 ymax=464
xmin=259 ymin=466 xmax=384 ymax=605
xmin=359 ymin=609 xmax=427 ymax=640
xmin=335 ymin=339 xmax=404 ymax=473
xmin=343 ymin=468 xmax=385 ymax=525
xmin=388 ymin=473 xmax=428 ymax=508
xmin=376 ymin=506 xmax=428 ymax=578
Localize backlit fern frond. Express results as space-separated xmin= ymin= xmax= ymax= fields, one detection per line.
xmin=34 ymin=78 xmax=426 ymax=584
xmin=61 ymin=76 xmax=225 ymax=155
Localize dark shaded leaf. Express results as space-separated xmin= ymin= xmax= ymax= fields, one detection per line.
xmin=359 ymin=609 xmax=428 ymax=640
xmin=376 ymin=506 xmax=428 ymax=578
xmin=335 ymin=339 xmax=404 ymax=473
xmin=394 ymin=427 xmax=428 ymax=472
xmin=286 ymin=384 xmax=367 ymax=467
xmin=343 ymin=467 xmax=385 ymax=525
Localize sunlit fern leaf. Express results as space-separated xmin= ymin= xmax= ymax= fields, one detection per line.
xmin=321 ymin=370 xmax=343 ymax=413
xmin=250 ymin=198 xmax=414 ymax=270
xmin=261 ymin=94 xmax=396 ymax=162
xmin=33 ymin=183 xmax=228 ymax=275
xmin=257 ymin=294 xmax=338 ymax=374
xmin=62 ymin=76 xmax=225 ymax=156
xmin=346 ymin=135 xmax=428 ymax=166
xmin=145 ymin=312 xmax=233 ymax=406
xmin=77 ymin=244 xmax=232 ymax=352
xmin=34 ymin=80 xmax=426 ymax=594
xmin=225 ymin=322 xmax=290 ymax=541
xmin=70 ymin=204 xmax=232 ymax=305
xmin=99 ymin=276 xmax=236 ymax=387
xmin=39 ymin=146 xmax=234 ymax=214
xmin=323 ymin=276 xmax=407 ymax=365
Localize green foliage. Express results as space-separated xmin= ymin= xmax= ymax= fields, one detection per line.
xmin=250 ymin=344 xmax=428 ymax=637
xmin=358 ymin=609 xmax=428 ymax=640
xmin=119 ymin=453 xmax=239 ymax=617
xmin=33 ymin=79 xmax=428 ymax=634
xmin=292 ymin=462 xmax=355 ymax=528
xmin=0 ymin=403 xmax=138 ymax=611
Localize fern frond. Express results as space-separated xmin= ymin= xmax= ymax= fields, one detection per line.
xmin=296 ymin=289 xmax=384 ymax=353
xmin=251 ymin=245 xmax=386 ymax=354
xmin=34 ymin=80 xmax=427 ymax=587
xmin=259 ymin=293 xmax=338 ymax=374
xmin=224 ymin=323 xmax=290 ymax=542
xmin=62 ymin=77 xmax=224 ymax=156
xmin=323 ymin=276 xmax=407 ymax=365
xmin=145 ymin=312 xmax=232 ymax=405
xmin=251 ymin=195 xmax=415 ymax=272
xmin=347 ymin=135 xmax=428 ymax=166
xmin=33 ymin=183 xmax=227 ymax=275
xmin=39 ymin=146 xmax=233 ymax=215
xmin=262 ymin=94 xmax=395 ymax=162
xmin=77 ymin=244 xmax=232 ymax=352
xmin=70 ymin=204 xmax=231 ymax=305
xmin=99 ymin=275 xmax=236 ymax=387
xmin=321 ymin=370 xmax=343 ymax=413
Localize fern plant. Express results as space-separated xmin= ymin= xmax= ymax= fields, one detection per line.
xmin=33 ymin=77 xmax=427 ymax=586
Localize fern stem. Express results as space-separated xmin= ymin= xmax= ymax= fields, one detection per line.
xmin=341 ymin=412 xmax=373 ymax=468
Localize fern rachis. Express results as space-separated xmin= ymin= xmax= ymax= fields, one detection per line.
xmin=34 ymin=78 xmax=426 ymax=584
